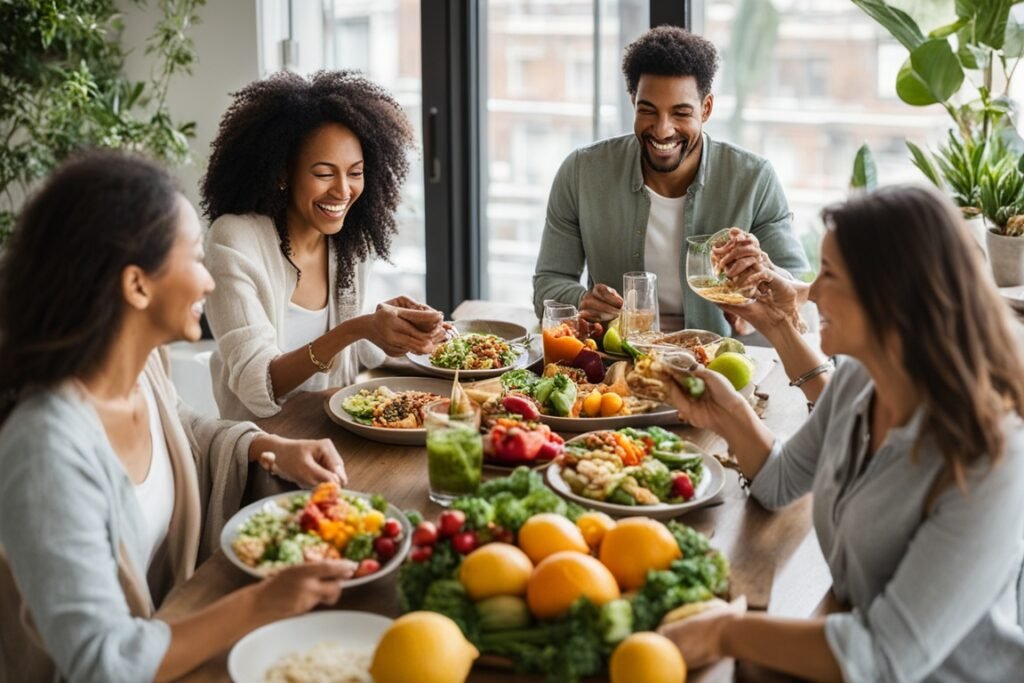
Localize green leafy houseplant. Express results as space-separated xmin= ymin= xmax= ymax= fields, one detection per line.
xmin=852 ymin=0 xmax=1024 ymax=233
xmin=0 ymin=0 xmax=205 ymax=241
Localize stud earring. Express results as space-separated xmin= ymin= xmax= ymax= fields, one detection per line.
xmin=278 ymin=182 xmax=286 ymax=191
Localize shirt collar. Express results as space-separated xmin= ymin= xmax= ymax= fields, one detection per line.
xmin=849 ymin=376 xmax=927 ymax=448
xmin=630 ymin=131 xmax=712 ymax=193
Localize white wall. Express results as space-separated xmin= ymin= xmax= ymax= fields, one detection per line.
xmin=116 ymin=0 xmax=263 ymax=211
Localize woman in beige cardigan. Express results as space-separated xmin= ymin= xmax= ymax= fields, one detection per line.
xmin=201 ymin=70 xmax=446 ymax=420
xmin=0 ymin=153 xmax=357 ymax=683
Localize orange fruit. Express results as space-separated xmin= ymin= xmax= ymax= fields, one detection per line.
xmin=576 ymin=511 xmax=616 ymax=550
xmin=582 ymin=390 xmax=603 ymax=417
xmin=600 ymin=392 xmax=624 ymax=417
xmin=458 ymin=543 xmax=534 ymax=600
xmin=599 ymin=517 xmax=682 ymax=590
xmin=609 ymin=632 xmax=686 ymax=683
xmin=517 ymin=513 xmax=589 ymax=564
xmin=526 ymin=551 xmax=621 ymax=619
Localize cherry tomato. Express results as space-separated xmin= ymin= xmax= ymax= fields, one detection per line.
xmin=438 ymin=510 xmax=466 ymax=538
xmin=411 ymin=521 xmax=439 ymax=546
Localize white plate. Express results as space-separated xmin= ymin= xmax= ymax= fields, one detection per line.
xmin=546 ymin=451 xmax=725 ymax=520
xmin=221 ymin=490 xmax=412 ymax=584
xmin=325 ymin=376 xmax=453 ymax=445
xmin=407 ymin=338 xmax=537 ymax=379
xmin=228 ymin=610 xmax=390 ymax=683
xmin=999 ymin=285 xmax=1024 ymax=312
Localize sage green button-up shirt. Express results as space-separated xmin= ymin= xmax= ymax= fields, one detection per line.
xmin=532 ymin=133 xmax=811 ymax=336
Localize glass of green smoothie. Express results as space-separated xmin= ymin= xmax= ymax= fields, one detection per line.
xmin=423 ymin=399 xmax=483 ymax=505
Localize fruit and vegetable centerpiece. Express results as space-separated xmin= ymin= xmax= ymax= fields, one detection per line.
xmin=397 ymin=467 xmax=730 ymax=683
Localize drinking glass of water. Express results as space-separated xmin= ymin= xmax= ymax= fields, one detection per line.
xmin=620 ymin=271 xmax=659 ymax=341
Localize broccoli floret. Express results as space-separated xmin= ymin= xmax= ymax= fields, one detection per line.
xmin=369 ymin=493 xmax=388 ymax=513
xmin=598 ymin=599 xmax=633 ymax=644
xmin=343 ymin=533 xmax=375 ymax=561
xmin=451 ymin=497 xmax=495 ymax=530
xmin=491 ymin=492 xmax=530 ymax=532
xmin=422 ymin=579 xmax=479 ymax=643
xmin=404 ymin=508 xmax=424 ymax=526
xmin=398 ymin=541 xmax=461 ymax=612
xmin=478 ymin=466 xmax=534 ymax=498
xmin=276 ymin=538 xmax=303 ymax=565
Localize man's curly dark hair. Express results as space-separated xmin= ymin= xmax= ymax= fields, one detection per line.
xmin=622 ymin=26 xmax=719 ymax=100
xmin=201 ymin=70 xmax=415 ymax=293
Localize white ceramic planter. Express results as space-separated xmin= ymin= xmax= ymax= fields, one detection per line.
xmin=986 ymin=229 xmax=1024 ymax=286
xmin=964 ymin=215 xmax=988 ymax=262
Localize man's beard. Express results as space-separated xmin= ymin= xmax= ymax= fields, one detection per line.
xmin=641 ymin=135 xmax=691 ymax=173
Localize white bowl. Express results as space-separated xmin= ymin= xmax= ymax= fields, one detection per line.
xmin=228 ymin=610 xmax=391 ymax=683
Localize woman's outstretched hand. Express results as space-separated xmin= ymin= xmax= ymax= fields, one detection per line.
xmin=712 ymin=229 xmax=807 ymax=337
xmin=250 ymin=434 xmax=347 ymax=488
xmin=666 ymin=365 xmax=748 ymax=435
xmin=369 ymin=296 xmax=447 ymax=355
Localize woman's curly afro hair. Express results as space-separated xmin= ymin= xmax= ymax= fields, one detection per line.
xmin=201 ymin=70 xmax=415 ymax=292
xmin=622 ymin=26 xmax=719 ymax=100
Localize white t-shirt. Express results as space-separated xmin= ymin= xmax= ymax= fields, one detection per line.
xmin=644 ymin=186 xmax=687 ymax=319
xmin=285 ymin=301 xmax=330 ymax=393
xmin=134 ymin=376 xmax=174 ymax=570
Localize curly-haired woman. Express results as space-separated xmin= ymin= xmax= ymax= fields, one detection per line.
xmin=201 ymin=70 xmax=445 ymax=420
xmin=659 ymin=186 xmax=1024 ymax=681
xmin=0 ymin=152 xmax=354 ymax=683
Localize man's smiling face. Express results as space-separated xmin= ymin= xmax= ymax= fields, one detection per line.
xmin=632 ymin=74 xmax=712 ymax=174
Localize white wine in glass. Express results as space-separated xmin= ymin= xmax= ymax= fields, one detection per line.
xmin=686 ymin=232 xmax=756 ymax=305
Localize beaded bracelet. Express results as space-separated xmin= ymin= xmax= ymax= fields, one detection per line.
xmin=789 ymin=360 xmax=834 ymax=388
xmin=307 ymin=343 xmax=335 ymax=373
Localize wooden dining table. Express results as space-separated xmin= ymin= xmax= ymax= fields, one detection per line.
xmin=163 ymin=302 xmax=832 ymax=682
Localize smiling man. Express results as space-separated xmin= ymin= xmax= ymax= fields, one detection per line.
xmin=532 ymin=26 xmax=810 ymax=337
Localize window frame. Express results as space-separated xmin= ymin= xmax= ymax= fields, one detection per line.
xmin=422 ymin=0 xmax=689 ymax=313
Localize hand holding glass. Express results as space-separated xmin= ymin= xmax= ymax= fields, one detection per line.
xmin=686 ymin=230 xmax=757 ymax=305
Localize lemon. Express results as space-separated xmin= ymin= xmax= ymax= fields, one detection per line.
xmin=610 ymin=632 xmax=687 ymax=683
xmin=458 ymin=543 xmax=533 ymax=599
xmin=370 ymin=611 xmax=479 ymax=683
xmin=707 ymin=351 xmax=754 ymax=391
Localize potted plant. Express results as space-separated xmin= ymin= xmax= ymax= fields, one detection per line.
xmin=0 ymin=0 xmax=204 ymax=241
xmin=852 ymin=0 xmax=1024 ymax=282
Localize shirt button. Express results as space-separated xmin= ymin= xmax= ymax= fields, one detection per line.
xmin=633 ymin=252 xmax=640 ymax=258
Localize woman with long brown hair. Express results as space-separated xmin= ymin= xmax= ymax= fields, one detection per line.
xmin=660 ymin=186 xmax=1024 ymax=681
xmin=0 ymin=152 xmax=354 ymax=682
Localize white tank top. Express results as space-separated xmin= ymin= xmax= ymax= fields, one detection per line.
xmin=644 ymin=186 xmax=687 ymax=319
xmin=285 ymin=301 xmax=331 ymax=393
xmin=134 ymin=376 xmax=174 ymax=570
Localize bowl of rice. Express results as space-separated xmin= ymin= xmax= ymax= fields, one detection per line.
xmin=228 ymin=610 xmax=392 ymax=683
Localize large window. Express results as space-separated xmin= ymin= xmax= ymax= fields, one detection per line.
xmin=695 ymin=0 xmax=951 ymax=266
xmin=482 ymin=0 xmax=649 ymax=303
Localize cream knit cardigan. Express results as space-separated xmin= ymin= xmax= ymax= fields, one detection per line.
xmin=204 ymin=214 xmax=385 ymax=420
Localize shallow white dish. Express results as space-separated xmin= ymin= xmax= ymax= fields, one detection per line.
xmin=221 ymin=490 xmax=411 ymax=584
xmin=407 ymin=338 xmax=537 ymax=379
xmin=228 ymin=610 xmax=391 ymax=683
xmin=325 ymin=376 xmax=452 ymax=446
xmin=999 ymin=285 xmax=1024 ymax=312
xmin=546 ymin=451 xmax=725 ymax=520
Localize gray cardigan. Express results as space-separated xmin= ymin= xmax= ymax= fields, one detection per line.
xmin=751 ymin=358 xmax=1024 ymax=682
xmin=531 ymin=133 xmax=811 ymax=335
xmin=0 ymin=354 xmax=261 ymax=683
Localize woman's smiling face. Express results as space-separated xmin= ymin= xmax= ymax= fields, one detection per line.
xmin=286 ymin=122 xmax=365 ymax=238
xmin=809 ymin=230 xmax=871 ymax=359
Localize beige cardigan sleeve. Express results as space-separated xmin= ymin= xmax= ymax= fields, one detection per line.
xmin=204 ymin=215 xmax=285 ymax=419
xmin=148 ymin=350 xmax=263 ymax=561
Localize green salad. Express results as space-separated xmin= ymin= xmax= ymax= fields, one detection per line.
xmin=430 ymin=333 xmax=519 ymax=370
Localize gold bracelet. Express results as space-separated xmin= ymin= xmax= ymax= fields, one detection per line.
xmin=307 ymin=343 xmax=335 ymax=373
